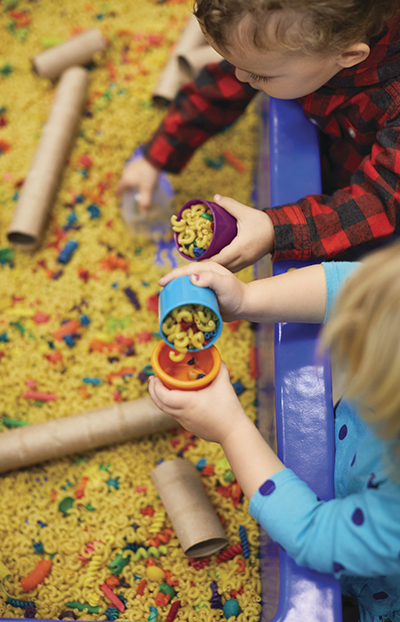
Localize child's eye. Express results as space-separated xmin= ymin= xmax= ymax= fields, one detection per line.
xmin=249 ymin=73 xmax=271 ymax=83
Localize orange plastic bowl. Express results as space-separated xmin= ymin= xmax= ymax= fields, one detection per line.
xmin=151 ymin=341 xmax=221 ymax=391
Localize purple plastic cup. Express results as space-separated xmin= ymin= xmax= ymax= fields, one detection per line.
xmin=173 ymin=199 xmax=237 ymax=261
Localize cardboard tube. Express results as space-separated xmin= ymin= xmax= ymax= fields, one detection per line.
xmin=178 ymin=45 xmax=224 ymax=80
xmin=151 ymin=459 xmax=228 ymax=557
xmin=152 ymin=61 xmax=187 ymax=108
xmin=152 ymin=14 xmax=206 ymax=107
xmin=7 ymin=66 xmax=88 ymax=248
xmin=32 ymin=29 xmax=107 ymax=80
xmin=0 ymin=396 xmax=176 ymax=473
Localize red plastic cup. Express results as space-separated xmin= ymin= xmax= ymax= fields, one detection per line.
xmin=174 ymin=199 xmax=237 ymax=261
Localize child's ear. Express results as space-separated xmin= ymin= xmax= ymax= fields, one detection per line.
xmin=337 ymin=42 xmax=370 ymax=68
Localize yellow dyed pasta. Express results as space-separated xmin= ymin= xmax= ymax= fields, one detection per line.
xmin=168 ymin=349 xmax=187 ymax=362
xmin=190 ymin=330 xmax=205 ymax=349
xmin=172 ymin=204 xmax=214 ymax=257
xmin=162 ymin=304 xmax=218 ymax=360
xmin=0 ymin=0 xmax=260 ymax=619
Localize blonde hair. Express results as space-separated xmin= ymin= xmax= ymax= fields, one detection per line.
xmin=194 ymin=0 xmax=400 ymax=55
xmin=320 ymin=242 xmax=400 ymax=459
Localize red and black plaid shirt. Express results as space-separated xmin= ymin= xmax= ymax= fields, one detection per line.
xmin=144 ymin=15 xmax=400 ymax=261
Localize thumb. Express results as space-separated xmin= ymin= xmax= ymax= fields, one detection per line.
xmin=218 ymin=360 xmax=230 ymax=379
xmin=189 ymin=272 xmax=213 ymax=289
xmin=212 ymin=360 xmax=233 ymax=387
xmin=116 ymin=176 xmax=139 ymax=203
xmin=213 ymin=194 xmax=247 ymax=218
xmin=190 ymin=270 xmax=232 ymax=301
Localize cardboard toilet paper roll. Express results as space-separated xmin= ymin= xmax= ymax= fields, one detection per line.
xmin=7 ymin=66 xmax=88 ymax=248
xmin=152 ymin=14 xmax=206 ymax=106
xmin=32 ymin=29 xmax=107 ymax=80
xmin=152 ymin=60 xmax=187 ymax=108
xmin=0 ymin=396 xmax=176 ymax=473
xmin=151 ymin=459 xmax=228 ymax=557
xmin=178 ymin=45 xmax=224 ymax=80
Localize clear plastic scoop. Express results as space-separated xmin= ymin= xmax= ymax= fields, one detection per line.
xmin=120 ymin=145 xmax=174 ymax=241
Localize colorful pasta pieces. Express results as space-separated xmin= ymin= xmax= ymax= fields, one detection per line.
xmin=161 ymin=304 xmax=218 ymax=361
xmin=171 ymin=204 xmax=214 ymax=258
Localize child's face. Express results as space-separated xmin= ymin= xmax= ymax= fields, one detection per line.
xmin=203 ymin=19 xmax=343 ymax=99
xmin=207 ymin=35 xmax=344 ymax=99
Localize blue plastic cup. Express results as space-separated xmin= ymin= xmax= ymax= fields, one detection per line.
xmin=159 ymin=276 xmax=222 ymax=350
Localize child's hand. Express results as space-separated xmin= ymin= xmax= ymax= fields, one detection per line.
xmin=116 ymin=157 xmax=159 ymax=213
xmin=148 ymin=363 xmax=246 ymax=443
xmin=158 ymin=261 xmax=247 ymax=322
xmin=209 ymin=195 xmax=275 ymax=272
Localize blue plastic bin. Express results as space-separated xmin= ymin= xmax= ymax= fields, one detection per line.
xmin=254 ymin=96 xmax=343 ymax=622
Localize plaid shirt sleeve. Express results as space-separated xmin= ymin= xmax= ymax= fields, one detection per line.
xmin=268 ymin=112 xmax=400 ymax=261
xmin=143 ymin=60 xmax=257 ymax=173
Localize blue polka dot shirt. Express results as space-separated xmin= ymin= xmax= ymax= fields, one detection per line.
xmin=249 ymin=261 xmax=400 ymax=622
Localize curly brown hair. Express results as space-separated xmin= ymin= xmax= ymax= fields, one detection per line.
xmin=193 ymin=0 xmax=400 ymax=55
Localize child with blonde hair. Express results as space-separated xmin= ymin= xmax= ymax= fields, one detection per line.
xmin=149 ymin=241 xmax=400 ymax=622
xmin=119 ymin=0 xmax=400 ymax=269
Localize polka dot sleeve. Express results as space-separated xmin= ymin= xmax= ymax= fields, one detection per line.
xmin=249 ymin=468 xmax=400 ymax=578
xmin=322 ymin=261 xmax=360 ymax=322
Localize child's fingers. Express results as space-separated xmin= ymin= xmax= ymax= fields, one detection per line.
xmin=148 ymin=377 xmax=177 ymax=415
xmin=188 ymin=270 xmax=239 ymax=305
xmin=158 ymin=266 xmax=240 ymax=314
xmin=136 ymin=189 xmax=152 ymax=213
xmin=158 ymin=261 xmax=229 ymax=286
xmin=158 ymin=263 xmax=207 ymax=286
xmin=218 ymin=360 xmax=230 ymax=376
xmin=149 ymin=376 xmax=193 ymax=413
xmin=213 ymin=194 xmax=248 ymax=216
xmin=116 ymin=176 xmax=153 ymax=212
xmin=116 ymin=175 xmax=137 ymax=203
xmin=209 ymin=239 xmax=242 ymax=272
xmin=214 ymin=361 xmax=234 ymax=387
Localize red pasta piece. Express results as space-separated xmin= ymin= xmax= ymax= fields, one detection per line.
xmin=20 ymin=559 xmax=52 ymax=592
xmin=166 ymin=600 xmax=181 ymax=622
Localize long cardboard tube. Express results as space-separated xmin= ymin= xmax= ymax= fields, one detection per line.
xmin=178 ymin=45 xmax=224 ymax=80
xmin=0 ymin=396 xmax=176 ymax=473
xmin=7 ymin=66 xmax=88 ymax=248
xmin=152 ymin=14 xmax=206 ymax=107
xmin=151 ymin=459 xmax=228 ymax=557
xmin=32 ymin=29 xmax=107 ymax=80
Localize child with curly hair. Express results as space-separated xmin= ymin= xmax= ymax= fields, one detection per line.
xmin=119 ymin=0 xmax=400 ymax=269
